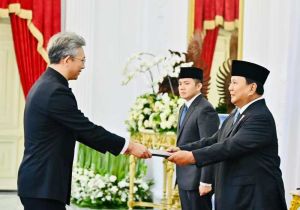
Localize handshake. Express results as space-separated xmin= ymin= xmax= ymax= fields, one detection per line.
xmin=125 ymin=142 xmax=196 ymax=166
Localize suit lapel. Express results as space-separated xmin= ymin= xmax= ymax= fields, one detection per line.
xmin=226 ymin=114 xmax=246 ymax=137
xmin=222 ymin=112 xmax=236 ymax=138
xmin=176 ymin=106 xmax=183 ymax=136
xmin=177 ymin=95 xmax=202 ymax=141
xmin=225 ymin=99 xmax=266 ymax=137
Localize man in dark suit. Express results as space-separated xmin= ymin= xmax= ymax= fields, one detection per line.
xmin=168 ymin=60 xmax=287 ymax=210
xmin=17 ymin=32 xmax=152 ymax=210
xmin=176 ymin=67 xmax=219 ymax=210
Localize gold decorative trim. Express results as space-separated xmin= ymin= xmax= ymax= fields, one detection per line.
xmin=203 ymin=16 xmax=239 ymax=31
xmin=0 ymin=3 xmax=49 ymax=64
xmin=187 ymin=0 xmax=195 ymax=41
xmin=290 ymin=191 xmax=300 ymax=210
xmin=237 ymin=0 xmax=244 ymax=59
xmin=27 ymin=20 xmax=49 ymax=63
xmin=128 ymin=131 xmax=180 ymax=210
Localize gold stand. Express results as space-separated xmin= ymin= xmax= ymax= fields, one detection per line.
xmin=290 ymin=190 xmax=300 ymax=210
xmin=128 ymin=130 xmax=181 ymax=210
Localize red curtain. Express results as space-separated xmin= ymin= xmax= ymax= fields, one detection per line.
xmin=0 ymin=0 xmax=61 ymax=97
xmin=200 ymin=27 xmax=219 ymax=81
xmin=194 ymin=0 xmax=239 ymax=31
xmin=193 ymin=0 xmax=238 ymax=84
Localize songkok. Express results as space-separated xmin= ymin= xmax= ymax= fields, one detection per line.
xmin=178 ymin=67 xmax=203 ymax=81
xmin=231 ymin=60 xmax=270 ymax=85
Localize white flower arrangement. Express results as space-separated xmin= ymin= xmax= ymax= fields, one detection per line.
xmin=71 ymin=166 xmax=153 ymax=209
xmin=122 ymin=50 xmax=193 ymax=94
xmin=125 ymin=93 xmax=184 ymax=134
xmin=123 ymin=50 xmax=192 ymax=134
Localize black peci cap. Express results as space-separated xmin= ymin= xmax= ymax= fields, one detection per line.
xmin=231 ymin=60 xmax=270 ymax=85
xmin=178 ymin=67 xmax=203 ymax=81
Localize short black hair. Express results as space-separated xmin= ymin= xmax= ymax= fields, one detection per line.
xmin=245 ymin=78 xmax=264 ymax=95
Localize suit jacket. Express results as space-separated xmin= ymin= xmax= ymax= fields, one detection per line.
xmin=176 ymin=94 xmax=219 ymax=190
xmin=180 ymin=99 xmax=287 ymax=210
xmin=18 ymin=68 xmax=126 ymax=204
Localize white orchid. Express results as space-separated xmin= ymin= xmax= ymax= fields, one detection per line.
xmin=122 ymin=50 xmax=190 ymax=94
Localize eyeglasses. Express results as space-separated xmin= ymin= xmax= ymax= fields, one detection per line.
xmin=73 ymin=57 xmax=86 ymax=64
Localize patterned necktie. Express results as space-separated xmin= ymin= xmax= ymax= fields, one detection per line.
xmin=179 ymin=105 xmax=188 ymax=127
xmin=233 ymin=110 xmax=241 ymax=124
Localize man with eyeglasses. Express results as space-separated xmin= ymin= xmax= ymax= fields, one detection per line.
xmin=17 ymin=32 xmax=152 ymax=210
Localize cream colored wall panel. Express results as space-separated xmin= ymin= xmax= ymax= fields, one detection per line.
xmin=0 ymin=139 xmax=18 ymax=177
xmin=0 ymin=18 xmax=25 ymax=190
xmin=207 ymin=29 xmax=231 ymax=107
xmin=0 ymin=50 xmax=20 ymax=130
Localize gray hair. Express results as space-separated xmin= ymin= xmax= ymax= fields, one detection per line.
xmin=47 ymin=32 xmax=86 ymax=64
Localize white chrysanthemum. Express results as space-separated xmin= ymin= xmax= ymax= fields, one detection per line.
xmin=140 ymin=182 xmax=149 ymax=191
xmin=96 ymin=191 xmax=103 ymax=198
xmin=143 ymin=107 xmax=151 ymax=115
xmin=110 ymin=186 xmax=118 ymax=194
xmin=105 ymin=195 xmax=112 ymax=201
xmin=118 ymin=180 xmax=127 ymax=188
xmin=109 ymin=175 xmax=117 ymax=182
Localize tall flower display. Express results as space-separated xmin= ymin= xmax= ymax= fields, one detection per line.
xmin=126 ymin=93 xmax=184 ymax=134
xmin=123 ymin=50 xmax=192 ymax=134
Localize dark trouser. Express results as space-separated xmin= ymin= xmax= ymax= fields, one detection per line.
xmin=19 ymin=197 xmax=66 ymax=210
xmin=179 ymin=188 xmax=212 ymax=210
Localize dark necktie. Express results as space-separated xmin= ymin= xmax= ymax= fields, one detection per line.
xmin=233 ymin=110 xmax=241 ymax=124
xmin=179 ymin=105 xmax=188 ymax=127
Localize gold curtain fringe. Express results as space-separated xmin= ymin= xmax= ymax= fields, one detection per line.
xmin=27 ymin=20 xmax=49 ymax=63
xmin=0 ymin=3 xmax=49 ymax=64
xmin=204 ymin=16 xmax=239 ymax=31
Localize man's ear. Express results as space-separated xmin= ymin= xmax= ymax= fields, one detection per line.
xmin=63 ymin=55 xmax=72 ymax=64
xmin=250 ymin=83 xmax=257 ymax=95
xmin=197 ymin=82 xmax=203 ymax=91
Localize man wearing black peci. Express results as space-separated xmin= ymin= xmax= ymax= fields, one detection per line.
xmin=168 ymin=60 xmax=287 ymax=210
xmin=175 ymin=67 xmax=219 ymax=210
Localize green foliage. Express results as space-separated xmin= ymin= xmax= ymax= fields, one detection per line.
xmin=73 ymin=144 xmax=153 ymax=209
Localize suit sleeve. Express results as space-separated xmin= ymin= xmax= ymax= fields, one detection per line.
xmin=192 ymin=114 xmax=274 ymax=167
xmin=179 ymin=131 xmax=219 ymax=151
xmin=197 ymin=106 xmax=219 ymax=185
xmin=48 ymin=88 xmax=125 ymax=155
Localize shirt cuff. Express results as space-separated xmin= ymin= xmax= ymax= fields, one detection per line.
xmin=119 ymin=139 xmax=130 ymax=154
xmin=200 ymin=182 xmax=212 ymax=187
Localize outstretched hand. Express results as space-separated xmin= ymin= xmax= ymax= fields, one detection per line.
xmin=125 ymin=142 xmax=152 ymax=159
xmin=166 ymin=146 xmax=181 ymax=153
xmin=167 ymin=150 xmax=196 ymax=166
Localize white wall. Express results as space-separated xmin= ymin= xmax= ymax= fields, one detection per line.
xmin=65 ymin=0 xmax=189 ymax=201
xmin=243 ymin=0 xmax=300 ymax=204
xmin=65 ymin=0 xmax=300 ymax=205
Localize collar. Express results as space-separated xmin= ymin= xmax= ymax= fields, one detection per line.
xmin=185 ymin=93 xmax=201 ymax=108
xmin=238 ymin=96 xmax=264 ymax=114
xmin=47 ymin=67 xmax=69 ymax=87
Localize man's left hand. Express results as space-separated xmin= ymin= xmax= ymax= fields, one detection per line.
xmin=199 ymin=185 xmax=212 ymax=196
xmin=167 ymin=151 xmax=196 ymax=165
